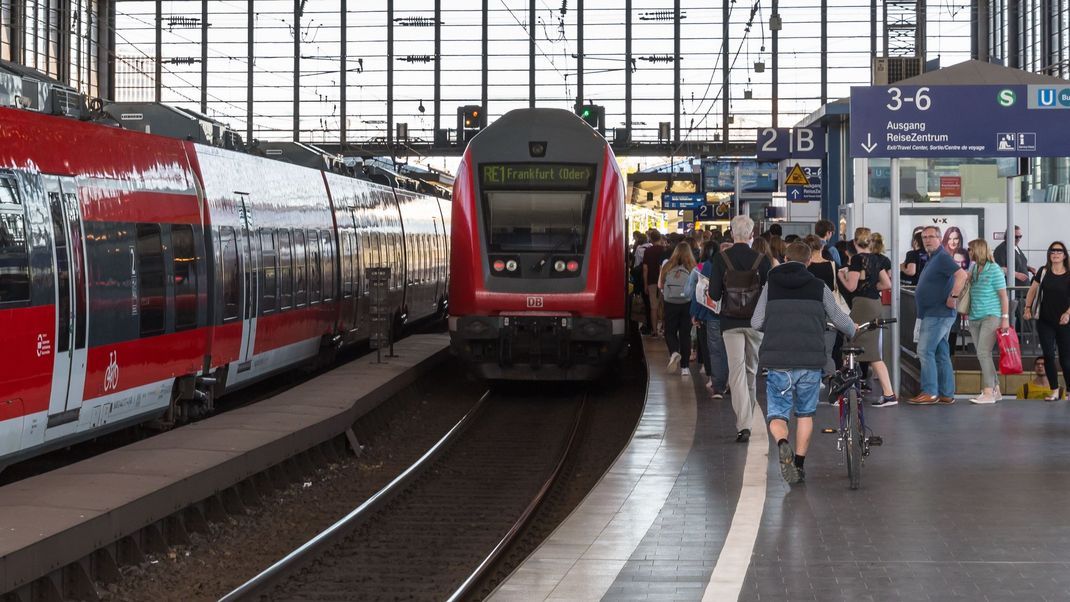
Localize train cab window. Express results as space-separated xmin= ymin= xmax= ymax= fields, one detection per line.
xmin=137 ymin=224 xmax=166 ymax=337
xmin=220 ymin=227 xmax=240 ymax=321
xmin=308 ymin=230 xmax=322 ymax=303
xmin=484 ymin=190 xmax=591 ymax=254
xmin=0 ymin=178 xmax=29 ymax=304
xmin=293 ymin=229 xmax=307 ymax=307
xmin=320 ymin=229 xmax=334 ymax=302
xmin=171 ymin=224 xmax=198 ymax=331
xmin=259 ymin=229 xmax=277 ymax=314
xmin=278 ymin=229 xmax=293 ymax=309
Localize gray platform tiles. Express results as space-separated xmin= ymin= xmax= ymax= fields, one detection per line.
xmin=0 ymin=334 xmax=450 ymax=595
xmin=492 ymin=337 xmax=1070 ymax=601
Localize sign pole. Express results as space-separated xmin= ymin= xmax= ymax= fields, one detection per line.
xmin=734 ymin=163 xmax=742 ymax=219
xmin=1006 ymin=175 xmax=1016 ymax=296
xmin=889 ymin=158 xmax=901 ymax=396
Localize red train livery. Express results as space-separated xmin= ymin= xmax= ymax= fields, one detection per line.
xmin=448 ymin=108 xmax=627 ymax=380
xmin=0 ymin=106 xmax=449 ymax=471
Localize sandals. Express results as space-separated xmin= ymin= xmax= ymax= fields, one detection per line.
xmin=1044 ymin=387 xmax=1063 ymax=402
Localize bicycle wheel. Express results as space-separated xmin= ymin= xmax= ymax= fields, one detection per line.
xmin=845 ymin=387 xmax=862 ymax=490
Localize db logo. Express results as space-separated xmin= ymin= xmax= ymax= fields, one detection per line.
xmin=104 ymin=351 xmax=119 ymax=392
xmin=526 ymin=296 xmax=544 ymax=309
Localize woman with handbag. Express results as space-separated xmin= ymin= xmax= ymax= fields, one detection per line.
xmin=1024 ymin=241 xmax=1070 ymax=401
xmin=838 ymin=229 xmax=898 ymax=407
xmin=963 ymin=239 xmax=1009 ymax=404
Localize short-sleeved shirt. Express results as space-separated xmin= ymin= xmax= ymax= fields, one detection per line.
xmin=916 ymin=247 xmax=960 ymax=319
xmin=1036 ymin=266 xmax=1070 ymax=325
xmin=642 ymin=244 xmax=666 ymax=284
xmin=967 ymin=261 xmax=1007 ymax=321
xmin=848 ymin=253 xmax=881 ymax=300
xmin=902 ymin=249 xmax=928 ymax=285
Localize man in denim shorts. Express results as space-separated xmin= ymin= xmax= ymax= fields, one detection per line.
xmin=752 ymin=242 xmax=857 ymax=484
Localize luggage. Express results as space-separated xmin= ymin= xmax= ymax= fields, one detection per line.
xmin=719 ymin=251 xmax=763 ymax=319
xmin=662 ymin=265 xmax=692 ymax=304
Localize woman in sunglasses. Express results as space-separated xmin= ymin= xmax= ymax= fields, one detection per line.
xmin=1024 ymin=242 xmax=1070 ymax=400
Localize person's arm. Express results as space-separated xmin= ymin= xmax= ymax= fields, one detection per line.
xmin=642 ymin=263 xmax=650 ymax=289
xmin=822 ymin=288 xmax=857 ymax=338
xmin=1024 ymin=279 xmax=1041 ymax=320
xmin=998 ymin=288 xmax=1010 ymax=330
xmin=838 ymin=265 xmax=861 ymax=292
xmin=750 ymin=285 xmax=770 ymax=331
xmin=828 ymin=245 xmax=842 ymax=267
xmin=684 ymin=268 xmax=699 ymax=298
xmin=657 ymin=267 xmax=666 ymax=291
xmin=901 ymin=262 xmax=917 ymax=277
xmin=946 ymin=268 xmax=969 ymax=308
xmin=877 ymin=268 xmax=892 ymax=291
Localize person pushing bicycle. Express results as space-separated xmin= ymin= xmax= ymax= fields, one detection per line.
xmin=752 ymin=241 xmax=857 ymax=485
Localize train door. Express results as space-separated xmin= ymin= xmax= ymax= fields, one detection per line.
xmin=236 ymin=193 xmax=257 ymax=371
xmin=341 ymin=208 xmax=362 ymax=334
xmin=45 ymin=177 xmax=88 ymax=426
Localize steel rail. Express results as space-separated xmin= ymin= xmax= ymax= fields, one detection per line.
xmin=219 ymin=389 xmax=493 ymax=602
xmin=445 ymin=395 xmax=589 ymax=602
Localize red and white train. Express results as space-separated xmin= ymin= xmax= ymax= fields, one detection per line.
xmin=448 ymin=108 xmax=627 ymax=380
xmin=0 ymin=104 xmax=449 ymax=471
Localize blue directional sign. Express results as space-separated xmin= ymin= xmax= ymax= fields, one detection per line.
xmin=756 ymin=127 xmax=826 ymax=160
xmin=850 ymin=84 xmax=1070 ymax=158
xmin=661 ymin=193 xmax=705 ymax=210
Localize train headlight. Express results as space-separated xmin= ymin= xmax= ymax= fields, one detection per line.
xmin=505 ymin=259 xmax=519 ymax=272
xmin=566 ymin=260 xmax=580 ymax=272
xmin=553 ymin=260 xmax=567 ymax=272
xmin=492 ymin=259 xmax=505 ymax=272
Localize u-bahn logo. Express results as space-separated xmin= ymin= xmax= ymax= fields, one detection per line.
xmin=526 ymin=296 xmax=544 ymax=309
xmin=104 ymin=351 xmax=119 ymax=392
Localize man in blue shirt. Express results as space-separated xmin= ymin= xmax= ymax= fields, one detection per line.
xmin=815 ymin=219 xmax=842 ymax=267
xmin=909 ymin=226 xmax=969 ymax=405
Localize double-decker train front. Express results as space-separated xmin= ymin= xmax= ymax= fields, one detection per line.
xmin=449 ymin=108 xmax=626 ymax=380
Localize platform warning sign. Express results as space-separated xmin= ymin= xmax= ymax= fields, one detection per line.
xmin=785 ymin=163 xmax=810 ymax=186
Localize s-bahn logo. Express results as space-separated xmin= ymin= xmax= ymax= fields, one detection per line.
xmin=104 ymin=351 xmax=119 ymax=392
xmin=526 ymin=296 xmax=545 ymax=309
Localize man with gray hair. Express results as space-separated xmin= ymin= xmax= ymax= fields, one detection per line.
xmin=708 ymin=214 xmax=772 ymax=442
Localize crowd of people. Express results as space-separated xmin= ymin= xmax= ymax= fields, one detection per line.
xmin=630 ymin=217 xmax=1070 ymax=484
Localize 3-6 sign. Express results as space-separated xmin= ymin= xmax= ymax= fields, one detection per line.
xmin=755 ymin=127 xmax=825 ymax=160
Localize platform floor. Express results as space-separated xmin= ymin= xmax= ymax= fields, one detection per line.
xmin=493 ymin=337 xmax=1070 ymax=601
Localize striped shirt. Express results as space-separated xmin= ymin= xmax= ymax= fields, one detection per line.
xmin=968 ymin=261 xmax=1006 ymax=321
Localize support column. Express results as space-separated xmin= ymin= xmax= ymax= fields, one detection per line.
xmin=293 ymin=0 xmax=300 ymax=141
xmin=10 ymin=0 xmax=22 ymax=65
xmin=1008 ymin=0 xmax=1020 ymax=68
xmin=721 ymin=0 xmax=729 ymax=150
xmin=60 ymin=0 xmax=71 ymax=84
xmin=889 ymin=158 xmax=901 ymax=395
xmin=771 ymin=0 xmax=778 ymax=127
xmin=340 ymin=0 xmax=347 ymax=148
xmin=246 ymin=0 xmax=253 ymax=142
xmin=433 ymin=0 xmax=440 ymax=137
xmin=820 ymin=0 xmax=827 ymax=105
xmin=625 ymin=0 xmax=632 ymax=138
xmin=672 ymin=0 xmax=680 ymax=142
xmin=386 ymin=0 xmax=393 ymax=150
xmin=1006 ymin=175 xmax=1016 ymax=293
xmin=576 ymin=0 xmax=583 ymax=111
xmin=201 ymin=0 xmax=208 ymax=113
xmin=528 ymin=0 xmax=535 ymax=108
xmin=481 ymin=0 xmax=488 ymax=116
xmin=155 ymin=0 xmax=162 ymax=102
xmin=870 ymin=0 xmax=877 ymax=60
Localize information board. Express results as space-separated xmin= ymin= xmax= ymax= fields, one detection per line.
xmin=756 ymin=127 xmax=825 ymax=160
xmin=850 ymin=84 xmax=1070 ymax=158
xmin=480 ymin=163 xmax=596 ymax=189
xmin=702 ymin=160 xmax=778 ymax=193
xmin=661 ymin=193 xmax=705 ymax=210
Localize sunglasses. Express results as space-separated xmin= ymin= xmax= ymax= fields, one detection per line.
xmin=1015 ymin=235 xmax=1023 ymax=240
xmin=1050 ymin=249 xmax=1066 ymax=255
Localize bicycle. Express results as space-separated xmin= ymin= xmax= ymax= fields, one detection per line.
xmin=826 ymin=318 xmax=896 ymax=490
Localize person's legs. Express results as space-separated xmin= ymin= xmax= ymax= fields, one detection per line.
xmin=678 ymin=309 xmax=692 ymax=370
xmin=646 ymin=284 xmax=662 ymax=335
xmin=870 ymin=360 xmax=894 ymax=396
xmin=970 ymin=317 xmax=999 ymax=394
xmin=764 ymin=369 xmax=799 ymax=482
xmin=696 ymin=320 xmax=711 ymax=375
xmin=916 ymin=317 xmax=942 ymax=395
xmin=743 ymin=328 xmax=763 ymax=404
xmin=823 ymin=329 xmax=837 ymax=375
xmin=1052 ymin=324 xmax=1070 ymax=396
xmin=934 ymin=317 xmax=956 ymax=397
xmin=792 ymin=369 xmax=821 ymax=457
xmin=723 ymin=329 xmax=753 ymax=432
xmin=663 ymin=303 xmax=684 ymax=358
xmin=706 ymin=319 xmax=729 ymax=391
xmin=1036 ymin=320 xmax=1060 ymax=390
xmin=640 ymin=287 xmax=652 ymax=333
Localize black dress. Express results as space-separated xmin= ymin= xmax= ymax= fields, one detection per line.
xmin=807 ymin=260 xmax=835 ymax=291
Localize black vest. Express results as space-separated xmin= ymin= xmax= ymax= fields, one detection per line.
xmin=758 ymin=262 xmax=829 ymax=370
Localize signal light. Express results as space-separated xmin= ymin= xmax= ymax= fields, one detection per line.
xmin=566 ymin=260 xmax=580 ymax=272
xmin=493 ymin=259 xmax=505 ymax=272
xmin=505 ymin=259 xmax=519 ymax=272
xmin=575 ymin=104 xmax=605 ymax=135
xmin=553 ymin=260 xmax=567 ymax=272
xmin=457 ymin=105 xmax=485 ymax=143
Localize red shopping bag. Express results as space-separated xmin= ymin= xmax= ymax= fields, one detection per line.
xmin=998 ymin=327 xmax=1023 ymax=375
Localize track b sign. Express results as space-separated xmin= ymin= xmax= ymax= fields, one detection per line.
xmin=756 ymin=127 xmax=826 ymax=160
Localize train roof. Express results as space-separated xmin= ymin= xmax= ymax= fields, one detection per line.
xmin=466 ymin=107 xmax=609 ymax=165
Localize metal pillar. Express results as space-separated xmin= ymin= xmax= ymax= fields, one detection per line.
xmin=673 ymin=0 xmax=680 ymax=142
xmin=771 ymin=0 xmax=778 ymax=127
xmin=10 ymin=0 xmax=22 ymax=65
xmin=246 ymin=0 xmax=253 ymax=142
xmin=201 ymin=0 xmax=208 ymax=113
xmin=820 ymin=0 xmax=828 ymax=105
xmin=871 ymin=0 xmax=878 ymax=59
xmin=721 ymin=0 xmax=729 ymax=149
xmin=625 ymin=0 xmax=632 ymax=137
xmin=1006 ymin=175 xmax=1016 ymax=293
xmin=155 ymin=0 xmax=162 ymax=102
xmin=481 ymin=0 xmax=488 ymax=115
xmin=433 ymin=0 xmax=440 ymax=137
xmin=60 ymin=0 xmax=71 ymax=83
xmin=889 ymin=158 xmax=901 ymax=394
xmin=1009 ymin=0 xmax=1020 ymax=67
xmin=340 ymin=0 xmax=347 ymax=148
xmin=387 ymin=0 xmax=393 ymax=150
xmin=528 ymin=0 xmax=535 ymax=108
xmin=576 ymin=0 xmax=583 ymax=111
xmin=293 ymin=0 xmax=300 ymax=141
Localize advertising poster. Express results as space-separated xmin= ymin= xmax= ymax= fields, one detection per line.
xmin=898 ymin=208 xmax=984 ymax=271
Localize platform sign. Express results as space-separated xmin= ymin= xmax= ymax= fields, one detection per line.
xmin=850 ymin=84 xmax=1070 ymax=158
xmin=695 ymin=201 xmax=733 ymax=221
xmin=702 ymin=160 xmax=778 ymax=192
xmin=365 ymin=267 xmax=392 ymax=355
xmin=756 ymin=127 xmax=825 ymax=160
xmin=661 ymin=193 xmax=705 ymax=210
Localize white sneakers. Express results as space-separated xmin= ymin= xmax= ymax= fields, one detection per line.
xmin=969 ymin=392 xmax=999 ymax=404
xmin=681 ymin=367 xmax=691 ymax=376
xmin=667 ymin=352 xmax=682 ymax=372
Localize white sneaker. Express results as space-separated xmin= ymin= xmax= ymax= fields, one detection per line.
xmin=681 ymin=367 xmax=691 ymax=376
xmin=970 ymin=392 xmax=998 ymax=404
xmin=667 ymin=352 xmax=681 ymax=372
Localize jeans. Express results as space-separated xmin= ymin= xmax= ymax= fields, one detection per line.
xmin=1036 ymin=319 xmax=1070 ymax=391
xmin=765 ymin=369 xmax=823 ymax=422
xmin=917 ymin=316 xmax=957 ymax=397
xmin=724 ymin=327 xmax=763 ymax=431
xmin=968 ymin=316 xmax=1000 ymax=390
xmin=705 ymin=318 xmax=729 ymax=391
xmin=663 ymin=302 xmax=692 ymax=368
xmin=695 ymin=320 xmax=711 ymax=376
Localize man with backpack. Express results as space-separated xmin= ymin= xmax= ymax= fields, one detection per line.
xmin=708 ymin=215 xmax=772 ymax=442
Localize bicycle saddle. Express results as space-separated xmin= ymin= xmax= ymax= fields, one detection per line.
xmin=841 ymin=346 xmax=865 ymax=355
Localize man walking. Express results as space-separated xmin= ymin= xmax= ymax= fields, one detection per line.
xmin=752 ymin=241 xmax=857 ymax=484
xmin=708 ymin=215 xmax=772 ymax=442
xmin=642 ymin=230 xmax=668 ymax=336
xmin=909 ymin=226 xmax=969 ymax=405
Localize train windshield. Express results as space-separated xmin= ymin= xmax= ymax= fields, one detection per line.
xmin=484 ymin=190 xmax=589 ymax=253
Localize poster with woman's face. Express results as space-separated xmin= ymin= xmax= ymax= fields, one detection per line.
xmin=898 ymin=211 xmax=980 ymax=270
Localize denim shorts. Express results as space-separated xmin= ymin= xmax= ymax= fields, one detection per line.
xmin=765 ymin=368 xmax=822 ymax=423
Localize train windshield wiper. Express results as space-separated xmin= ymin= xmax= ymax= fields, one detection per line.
xmin=533 ymin=231 xmax=579 ymax=273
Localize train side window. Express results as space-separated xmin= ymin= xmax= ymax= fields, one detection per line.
xmin=171 ymin=224 xmax=198 ymax=331
xmin=294 ymin=229 xmax=307 ymax=307
xmin=137 ymin=224 xmax=166 ymax=337
xmin=220 ymin=227 xmax=240 ymax=321
xmin=278 ymin=229 xmax=293 ymax=309
xmin=260 ymin=228 xmax=277 ymax=314
xmin=308 ymin=230 xmax=322 ymax=303
xmin=0 ymin=177 xmax=29 ymax=304
xmin=320 ymin=229 xmax=334 ymax=302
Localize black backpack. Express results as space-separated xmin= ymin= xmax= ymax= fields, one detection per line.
xmin=719 ymin=251 xmax=763 ymax=319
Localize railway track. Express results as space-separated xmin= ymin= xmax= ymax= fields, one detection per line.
xmin=222 ymin=388 xmax=591 ymax=601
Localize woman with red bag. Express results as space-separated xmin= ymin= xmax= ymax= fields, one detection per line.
xmin=1024 ymin=241 xmax=1070 ymax=401
xmin=964 ymin=239 xmax=1009 ymax=404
